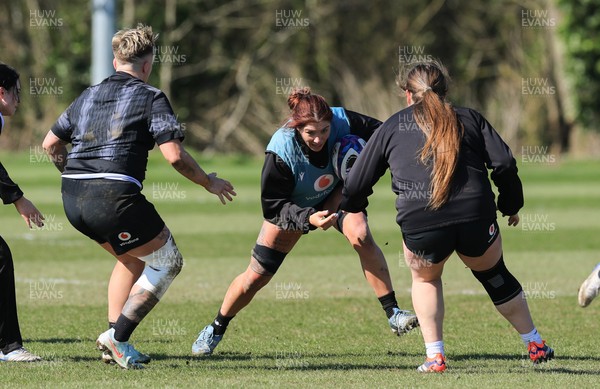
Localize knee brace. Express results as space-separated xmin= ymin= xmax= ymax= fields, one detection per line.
xmin=251 ymin=244 xmax=287 ymax=275
xmin=471 ymin=256 xmax=522 ymax=305
xmin=134 ymin=235 xmax=183 ymax=300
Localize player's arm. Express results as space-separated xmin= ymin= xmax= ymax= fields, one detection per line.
xmin=158 ymin=139 xmax=236 ymax=204
xmin=340 ymin=123 xmax=389 ymax=213
xmin=261 ymin=153 xmax=336 ymax=231
xmin=42 ymin=131 xmax=68 ymax=172
xmin=474 ymin=109 xmax=523 ymax=219
xmin=0 ymin=161 xmax=24 ymax=204
xmin=345 ymin=109 xmax=382 ymax=141
xmin=0 ymin=162 xmax=44 ymax=228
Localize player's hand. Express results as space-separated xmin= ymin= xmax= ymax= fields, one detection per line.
xmin=309 ymin=210 xmax=338 ymax=230
xmin=13 ymin=196 xmax=45 ymax=228
xmin=506 ymin=214 xmax=519 ymax=227
xmin=205 ymin=172 xmax=236 ymax=204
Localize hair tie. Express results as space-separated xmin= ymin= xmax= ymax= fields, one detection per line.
xmin=423 ymin=86 xmax=432 ymax=92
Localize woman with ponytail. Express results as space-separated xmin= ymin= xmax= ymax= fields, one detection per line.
xmin=192 ymin=87 xmax=418 ymax=356
xmin=341 ymin=60 xmax=554 ymax=372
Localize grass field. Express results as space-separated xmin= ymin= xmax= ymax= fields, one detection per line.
xmin=0 ymin=149 xmax=599 ymax=388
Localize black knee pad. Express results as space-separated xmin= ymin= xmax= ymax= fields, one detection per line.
xmin=471 ymin=256 xmax=522 ymax=305
xmin=251 ymin=244 xmax=287 ymax=275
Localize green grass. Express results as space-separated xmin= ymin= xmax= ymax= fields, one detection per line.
xmin=1 ymin=150 xmax=599 ymax=388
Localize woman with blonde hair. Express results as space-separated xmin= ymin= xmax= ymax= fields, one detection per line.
xmin=341 ymin=60 xmax=554 ymax=372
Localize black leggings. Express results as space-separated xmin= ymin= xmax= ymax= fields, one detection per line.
xmin=0 ymin=235 xmax=23 ymax=354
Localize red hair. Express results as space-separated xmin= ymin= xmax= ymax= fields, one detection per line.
xmin=287 ymin=87 xmax=332 ymax=128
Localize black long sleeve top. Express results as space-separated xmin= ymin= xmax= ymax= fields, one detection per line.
xmin=340 ymin=106 xmax=523 ymax=233
xmin=0 ymin=115 xmax=23 ymax=205
xmin=0 ymin=162 xmax=23 ymax=205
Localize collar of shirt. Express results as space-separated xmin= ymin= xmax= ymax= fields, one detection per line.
xmin=110 ymin=71 xmax=141 ymax=83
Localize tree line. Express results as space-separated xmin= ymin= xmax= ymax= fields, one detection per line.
xmin=1 ymin=0 xmax=598 ymax=156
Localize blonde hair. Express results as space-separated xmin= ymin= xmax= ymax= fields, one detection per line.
xmin=112 ymin=23 xmax=158 ymax=64
xmin=399 ymin=60 xmax=463 ymax=210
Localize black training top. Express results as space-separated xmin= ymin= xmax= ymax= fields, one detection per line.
xmin=0 ymin=113 xmax=23 ymax=204
xmin=51 ymin=71 xmax=185 ymax=183
xmin=340 ymin=106 xmax=523 ymax=233
xmin=0 ymin=162 xmax=22 ymax=204
xmin=261 ymin=109 xmax=381 ymax=231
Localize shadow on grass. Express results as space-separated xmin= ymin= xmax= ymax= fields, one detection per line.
xmin=144 ymin=350 xmax=422 ymax=371
xmin=446 ymin=353 xmax=600 ymax=376
xmin=451 ymin=352 xmax=600 ymax=362
xmin=536 ymin=367 xmax=600 ymax=375
xmin=151 ymin=350 xmax=421 ymax=361
xmin=31 ymin=338 xmax=92 ymax=344
xmin=139 ymin=350 xmax=600 ymax=374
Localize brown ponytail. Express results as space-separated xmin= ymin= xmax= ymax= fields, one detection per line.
xmin=286 ymin=87 xmax=333 ymax=128
xmin=401 ymin=61 xmax=463 ymax=210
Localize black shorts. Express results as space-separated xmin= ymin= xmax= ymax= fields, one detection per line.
xmin=61 ymin=178 xmax=165 ymax=255
xmin=402 ymin=219 xmax=499 ymax=263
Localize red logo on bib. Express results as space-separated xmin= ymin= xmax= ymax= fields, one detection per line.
xmin=314 ymin=174 xmax=334 ymax=191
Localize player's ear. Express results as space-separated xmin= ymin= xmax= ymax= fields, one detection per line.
xmin=142 ymin=56 xmax=153 ymax=76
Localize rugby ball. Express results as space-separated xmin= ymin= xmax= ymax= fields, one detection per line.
xmin=332 ymin=135 xmax=366 ymax=181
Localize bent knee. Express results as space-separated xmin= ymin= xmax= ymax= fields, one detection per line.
xmin=135 ymin=235 xmax=183 ymax=299
xmin=251 ymin=244 xmax=286 ymax=275
xmin=342 ymin=218 xmax=373 ymax=247
xmin=243 ymin=260 xmax=272 ymax=292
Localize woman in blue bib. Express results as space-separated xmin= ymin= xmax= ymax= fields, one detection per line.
xmin=192 ymin=87 xmax=418 ymax=356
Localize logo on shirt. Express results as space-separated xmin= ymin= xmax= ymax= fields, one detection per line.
xmin=117 ymin=231 xmax=140 ymax=247
xmin=488 ymin=223 xmax=497 ymax=243
xmin=313 ymin=174 xmax=335 ymax=192
xmin=118 ymin=232 xmax=132 ymax=241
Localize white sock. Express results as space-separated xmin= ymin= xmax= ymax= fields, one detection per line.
xmin=425 ymin=340 xmax=445 ymax=358
xmin=520 ymin=327 xmax=542 ymax=346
